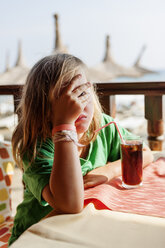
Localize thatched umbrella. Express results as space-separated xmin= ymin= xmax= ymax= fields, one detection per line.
xmin=0 ymin=41 xmax=29 ymax=85
xmin=133 ymin=45 xmax=156 ymax=74
xmin=89 ymin=35 xmax=142 ymax=81
xmin=52 ymin=14 xmax=68 ymax=54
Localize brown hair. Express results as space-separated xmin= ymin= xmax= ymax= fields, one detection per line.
xmin=12 ymin=53 xmax=102 ymax=168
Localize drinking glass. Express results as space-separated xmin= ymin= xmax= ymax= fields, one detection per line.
xmin=121 ymin=139 xmax=143 ymax=189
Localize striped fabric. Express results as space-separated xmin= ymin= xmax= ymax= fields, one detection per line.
xmin=84 ymin=157 xmax=165 ymax=218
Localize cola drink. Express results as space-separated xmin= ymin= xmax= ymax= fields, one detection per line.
xmin=121 ymin=140 xmax=143 ymax=189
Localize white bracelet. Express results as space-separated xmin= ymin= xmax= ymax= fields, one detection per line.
xmin=52 ymin=130 xmax=85 ymax=147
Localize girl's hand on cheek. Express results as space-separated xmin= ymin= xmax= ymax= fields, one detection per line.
xmin=51 ymin=74 xmax=91 ymax=126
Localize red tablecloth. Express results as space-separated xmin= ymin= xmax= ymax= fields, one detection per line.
xmin=84 ymin=158 xmax=165 ymax=218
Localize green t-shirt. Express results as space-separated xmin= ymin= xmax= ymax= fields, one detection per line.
xmin=9 ymin=113 xmax=138 ymax=246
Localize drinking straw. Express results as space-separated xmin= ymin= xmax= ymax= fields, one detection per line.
xmin=94 ymin=121 xmax=125 ymax=144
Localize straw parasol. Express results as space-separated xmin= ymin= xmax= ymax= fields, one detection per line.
xmin=0 ymin=41 xmax=29 ymax=85
xmin=52 ymin=14 xmax=68 ymax=54
xmin=89 ymin=35 xmax=143 ymax=81
xmin=133 ymin=45 xmax=156 ymax=74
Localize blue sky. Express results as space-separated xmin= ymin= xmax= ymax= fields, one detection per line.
xmin=0 ymin=0 xmax=165 ymax=72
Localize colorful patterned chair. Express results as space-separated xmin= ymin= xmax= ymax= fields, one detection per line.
xmin=0 ymin=141 xmax=14 ymax=247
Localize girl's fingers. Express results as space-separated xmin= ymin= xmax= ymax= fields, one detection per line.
xmin=78 ymin=91 xmax=87 ymax=97
xmin=61 ymin=74 xmax=81 ymax=96
xmin=73 ymin=82 xmax=91 ymax=98
xmin=66 ymin=74 xmax=82 ymax=93
xmin=78 ymin=89 xmax=90 ymax=99
xmin=64 ymin=73 xmax=91 ymax=95
xmin=79 ymin=97 xmax=91 ymax=111
xmin=78 ymin=91 xmax=91 ymax=104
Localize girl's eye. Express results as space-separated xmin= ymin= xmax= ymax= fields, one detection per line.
xmin=78 ymin=91 xmax=86 ymax=97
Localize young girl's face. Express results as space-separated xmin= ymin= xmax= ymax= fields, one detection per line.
xmin=74 ymin=68 xmax=94 ymax=135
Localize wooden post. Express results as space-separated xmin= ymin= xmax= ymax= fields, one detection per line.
xmin=145 ymin=95 xmax=164 ymax=150
xmin=98 ymin=95 xmax=116 ymax=118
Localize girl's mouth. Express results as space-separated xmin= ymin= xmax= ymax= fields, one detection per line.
xmin=75 ymin=114 xmax=87 ymax=123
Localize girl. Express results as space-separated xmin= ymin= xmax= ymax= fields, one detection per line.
xmin=9 ymin=53 xmax=153 ymax=246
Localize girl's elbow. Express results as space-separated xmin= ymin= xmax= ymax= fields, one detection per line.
xmin=63 ymin=199 xmax=84 ymax=214
xmin=42 ymin=187 xmax=84 ymax=214
xmin=52 ymin=196 xmax=84 ymax=214
xmin=68 ymin=204 xmax=83 ymax=214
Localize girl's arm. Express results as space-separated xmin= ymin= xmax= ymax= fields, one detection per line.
xmin=84 ymin=145 xmax=154 ymax=189
xmin=42 ymin=140 xmax=84 ymax=214
xmin=42 ymin=75 xmax=91 ymax=214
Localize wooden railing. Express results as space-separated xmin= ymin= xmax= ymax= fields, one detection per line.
xmin=0 ymin=81 xmax=165 ymax=151
xmin=96 ymin=81 xmax=165 ymax=151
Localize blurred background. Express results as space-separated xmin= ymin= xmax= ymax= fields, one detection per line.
xmin=0 ymin=0 xmax=165 ymax=143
